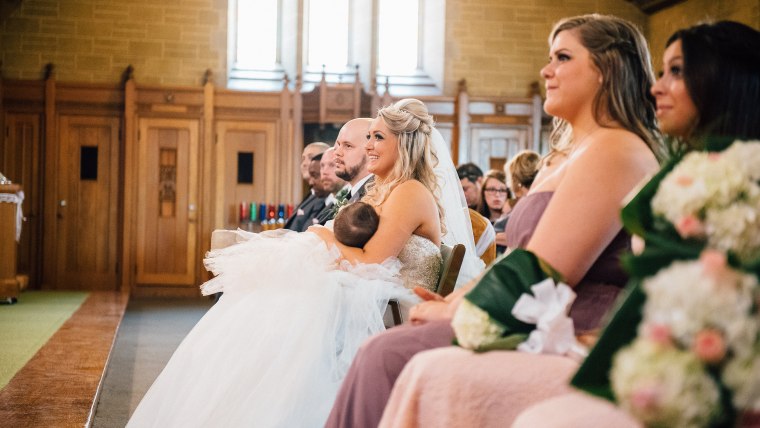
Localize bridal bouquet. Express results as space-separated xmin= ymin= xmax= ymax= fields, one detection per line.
xmin=572 ymin=139 xmax=760 ymax=427
xmin=611 ymin=252 xmax=760 ymax=427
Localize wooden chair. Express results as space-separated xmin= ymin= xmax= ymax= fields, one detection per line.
xmin=385 ymin=243 xmax=467 ymax=327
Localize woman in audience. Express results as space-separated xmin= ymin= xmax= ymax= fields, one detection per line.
xmin=477 ymin=169 xmax=509 ymax=223
xmin=127 ymin=98 xmax=482 ymax=427
xmin=326 ymin=14 xmax=661 ymax=427
xmin=512 ymin=20 xmax=760 ymax=428
xmin=494 ymin=150 xmax=541 ymax=254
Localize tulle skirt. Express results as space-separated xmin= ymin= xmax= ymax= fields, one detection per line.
xmin=127 ymin=231 xmax=414 ymax=428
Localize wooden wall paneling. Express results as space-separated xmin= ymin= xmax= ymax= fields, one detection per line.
xmin=55 ymin=115 xmax=120 ymax=290
xmin=2 ymin=113 xmax=42 ymax=287
xmin=136 ymin=117 xmax=199 ymax=289
xmin=42 ymin=71 xmax=57 ymax=288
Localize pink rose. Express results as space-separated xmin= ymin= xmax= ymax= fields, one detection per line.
xmin=692 ymin=329 xmax=726 ymax=364
xmin=700 ymin=250 xmax=728 ymax=278
xmin=675 ymin=174 xmax=694 ymax=187
xmin=675 ymin=215 xmax=705 ymax=239
xmin=700 ymin=250 xmax=739 ymax=287
xmin=645 ymin=324 xmax=673 ymax=347
xmin=630 ymin=382 xmax=661 ymax=413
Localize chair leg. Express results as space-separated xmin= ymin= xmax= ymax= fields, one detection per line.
xmin=389 ymin=300 xmax=403 ymax=325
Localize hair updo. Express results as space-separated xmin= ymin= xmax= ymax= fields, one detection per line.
xmin=363 ymin=98 xmax=445 ymax=233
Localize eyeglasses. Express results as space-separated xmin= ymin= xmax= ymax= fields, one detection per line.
xmin=483 ymin=188 xmax=509 ymax=195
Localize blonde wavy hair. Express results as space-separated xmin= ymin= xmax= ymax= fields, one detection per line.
xmin=546 ymin=14 xmax=662 ymax=163
xmin=362 ymin=98 xmax=445 ymax=233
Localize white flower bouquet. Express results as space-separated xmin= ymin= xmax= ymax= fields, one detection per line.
xmin=572 ymin=139 xmax=760 ymax=427
xmin=610 ymin=252 xmax=760 ymax=427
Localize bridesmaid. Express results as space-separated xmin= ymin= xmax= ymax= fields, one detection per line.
xmin=512 ymin=20 xmax=760 ymax=428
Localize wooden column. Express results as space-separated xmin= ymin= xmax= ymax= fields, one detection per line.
xmin=0 ymin=183 xmax=22 ymax=302
xmin=456 ymin=79 xmax=470 ymax=164
xmin=41 ymin=64 xmax=57 ymax=288
xmin=121 ymin=66 xmax=136 ymax=292
xmin=200 ymin=69 xmax=215 ymax=280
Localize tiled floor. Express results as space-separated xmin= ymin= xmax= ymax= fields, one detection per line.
xmin=0 ymin=291 xmax=128 ymax=427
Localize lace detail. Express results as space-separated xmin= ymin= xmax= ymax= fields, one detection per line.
xmin=398 ymin=235 xmax=441 ymax=292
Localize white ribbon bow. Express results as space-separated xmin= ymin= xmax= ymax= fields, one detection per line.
xmin=511 ymin=278 xmax=587 ymax=359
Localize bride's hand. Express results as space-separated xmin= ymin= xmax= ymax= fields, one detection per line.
xmin=413 ymin=286 xmax=444 ymax=302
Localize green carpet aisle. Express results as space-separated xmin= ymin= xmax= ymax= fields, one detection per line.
xmin=0 ymin=291 xmax=89 ymax=389
xmin=92 ymin=297 xmax=214 ymax=427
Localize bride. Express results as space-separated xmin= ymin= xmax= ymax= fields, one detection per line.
xmin=127 ymin=98 xmax=483 ymax=427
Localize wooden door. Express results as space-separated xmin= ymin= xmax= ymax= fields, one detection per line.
xmin=468 ymin=126 xmax=530 ymax=171
xmin=56 ymin=115 xmax=120 ymax=289
xmin=1 ymin=113 xmax=42 ymax=287
xmin=136 ymin=118 xmax=199 ymax=287
xmin=215 ymin=121 xmax=276 ymax=229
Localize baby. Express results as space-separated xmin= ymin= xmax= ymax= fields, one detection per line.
xmin=332 ymin=202 xmax=379 ymax=248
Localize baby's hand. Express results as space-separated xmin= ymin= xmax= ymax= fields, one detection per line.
xmin=307 ymin=225 xmax=336 ymax=245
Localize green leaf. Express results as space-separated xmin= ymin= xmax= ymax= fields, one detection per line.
xmin=571 ymin=279 xmax=646 ymax=401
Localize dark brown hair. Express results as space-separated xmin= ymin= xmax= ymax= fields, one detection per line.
xmin=665 ymin=21 xmax=760 ymax=144
xmin=333 ymin=202 xmax=380 ymax=248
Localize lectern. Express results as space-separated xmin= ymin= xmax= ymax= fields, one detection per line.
xmin=0 ymin=183 xmax=22 ymax=304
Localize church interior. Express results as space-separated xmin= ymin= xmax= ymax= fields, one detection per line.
xmin=0 ymin=0 xmax=758 ymax=425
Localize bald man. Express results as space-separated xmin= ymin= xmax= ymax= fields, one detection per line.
xmin=334 ymin=118 xmax=373 ymax=203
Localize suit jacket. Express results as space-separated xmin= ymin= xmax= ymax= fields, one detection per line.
xmin=349 ymin=175 xmax=373 ymax=203
xmin=284 ymin=194 xmax=327 ymax=232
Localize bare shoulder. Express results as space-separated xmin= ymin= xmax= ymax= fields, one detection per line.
xmin=387 ymin=179 xmax=434 ymax=201
xmin=575 ymin=128 xmax=658 ymax=172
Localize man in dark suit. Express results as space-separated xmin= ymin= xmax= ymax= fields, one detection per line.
xmin=285 ymin=154 xmax=329 ymax=231
xmin=334 ymin=118 xmax=374 ymax=205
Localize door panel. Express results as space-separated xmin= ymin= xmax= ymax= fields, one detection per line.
xmin=468 ymin=126 xmax=530 ymax=170
xmin=1 ymin=113 xmax=42 ymax=287
xmin=137 ymin=118 xmax=199 ymax=286
xmin=56 ymin=115 xmax=120 ymax=289
xmin=215 ymin=121 xmax=275 ymax=229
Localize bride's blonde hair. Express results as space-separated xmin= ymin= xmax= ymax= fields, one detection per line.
xmin=363 ymin=98 xmax=445 ymax=233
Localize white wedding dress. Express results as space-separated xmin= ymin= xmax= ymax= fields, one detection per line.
xmin=127 ymin=230 xmax=441 ymax=428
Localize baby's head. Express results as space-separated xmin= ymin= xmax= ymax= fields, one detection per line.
xmin=333 ymin=202 xmax=379 ymax=248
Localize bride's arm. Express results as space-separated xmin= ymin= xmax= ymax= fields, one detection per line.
xmin=314 ymin=180 xmax=440 ymax=264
